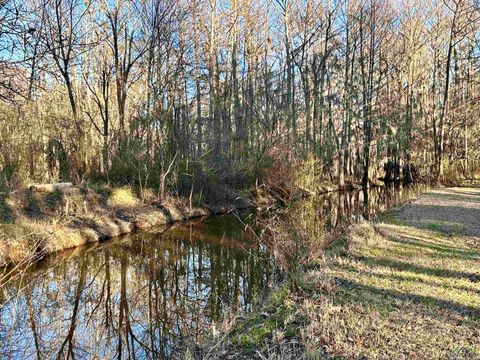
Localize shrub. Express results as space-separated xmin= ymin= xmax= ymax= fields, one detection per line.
xmin=0 ymin=161 xmax=28 ymax=192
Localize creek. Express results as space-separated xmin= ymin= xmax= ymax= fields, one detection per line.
xmin=0 ymin=184 xmax=427 ymax=359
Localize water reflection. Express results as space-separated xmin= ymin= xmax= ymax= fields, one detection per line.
xmin=0 ymin=216 xmax=271 ymax=359
xmin=318 ymin=184 xmax=428 ymax=230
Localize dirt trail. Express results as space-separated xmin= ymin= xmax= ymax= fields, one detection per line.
xmin=394 ymin=187 xmax=480 ymax=240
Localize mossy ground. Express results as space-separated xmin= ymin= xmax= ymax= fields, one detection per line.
xmin=230 ymin=287 xmax=304 ymax=352
xmin=211 ymin=196 xmax=480 ymax=359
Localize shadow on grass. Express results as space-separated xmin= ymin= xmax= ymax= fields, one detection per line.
xmin=399 ymin=204 xmax=480 ymax=238
xmin=342 ymin=266 xmax=480 ymax=296
xmin=350 ymin=254 xmax=480 ymax=282
xmin=453 ymin=190 xmax=480 ymax=197
xmin=386 ymin=236 xmax=480 ymax=260
xmin=335 ymin=278 xmax=480 ymax=321
xmin=426 ymin=191 xmax=480 ymax=204
xmin=336 ymin=230 xmax=480 ymax=319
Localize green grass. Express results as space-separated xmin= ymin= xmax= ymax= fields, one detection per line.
xmin=423 ymin=220 xmax=466 ymax=233
xmin=229 ymin=285 xmax=306 ymax=354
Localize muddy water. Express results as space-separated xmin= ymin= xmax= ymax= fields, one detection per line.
xmin=0 ymin=184 xmax=426 ymax=359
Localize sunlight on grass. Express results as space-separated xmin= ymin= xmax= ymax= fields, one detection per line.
xmin=300 ymin=220 xmax=480 ymax=359
xmin=107 ymin=187 xmax=139 ymax=207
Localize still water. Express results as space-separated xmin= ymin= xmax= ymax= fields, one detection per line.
xmin=0 ymin=184 xmax=426 ymax=359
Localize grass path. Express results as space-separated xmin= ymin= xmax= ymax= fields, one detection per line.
xmin=394 ymin=187 xmax=480 ymax=239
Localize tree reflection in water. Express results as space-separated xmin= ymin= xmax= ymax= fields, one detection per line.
xmin=0 ymin=215 xmax=271 ymax=359
xmin=0 ymin=185 xmax=427 ymax=359
xmin=322 ymin=184 xmax=428 ymax=229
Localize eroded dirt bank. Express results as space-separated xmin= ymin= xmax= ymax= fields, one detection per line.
xmin=0 ymin=183 xmax=254 ymax=268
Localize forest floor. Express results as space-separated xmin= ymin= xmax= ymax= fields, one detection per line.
xmin=210 ymin=187 xmax=480 ymax=359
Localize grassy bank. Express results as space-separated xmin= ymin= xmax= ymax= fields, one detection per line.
xmin=202 ymin=194 xmax=480 ymax=359
xmin=0 ymin=183 xmax=253 ymax=268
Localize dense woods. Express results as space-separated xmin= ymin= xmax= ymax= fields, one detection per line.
xmin=1 ymin=0 xmax=480 ymax=193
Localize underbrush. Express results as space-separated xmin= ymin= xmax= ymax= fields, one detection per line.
xmin=106 ymin=140 xmax=272 ymax=205
xmin=442 ymin=159 xmax=480 ymax=186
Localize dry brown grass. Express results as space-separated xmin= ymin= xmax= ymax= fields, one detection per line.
xmin=107 ymin=187 xmax=140 ymax=207
xmin=300 ymin=221 xmax=480 ymax=359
